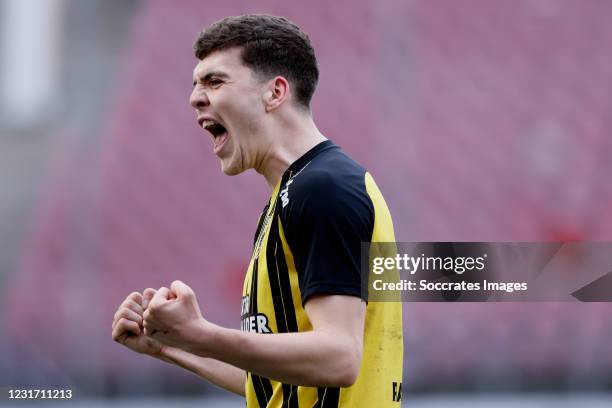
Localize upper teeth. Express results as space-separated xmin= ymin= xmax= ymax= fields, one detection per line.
xmin=201 ymin=119 xmax=217 ymax=129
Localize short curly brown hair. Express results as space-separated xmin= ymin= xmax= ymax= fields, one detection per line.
xmin=193 ymin=14 xmax=319 ymax=110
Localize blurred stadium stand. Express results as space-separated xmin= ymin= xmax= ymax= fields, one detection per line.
xmin=1 ymin=0 xmax=612 ymax=402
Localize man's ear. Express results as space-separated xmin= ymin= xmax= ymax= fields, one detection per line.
xmin=263 ymin=76 xmax=290 ymax=112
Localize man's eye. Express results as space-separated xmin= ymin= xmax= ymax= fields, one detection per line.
xmin=208 ymin=79 xmax=222 ymax=87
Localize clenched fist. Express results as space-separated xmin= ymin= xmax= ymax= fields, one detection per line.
xmin=143 ymin=280 xmax=207 ymax=350
xmin=112 ymin=288 xmax=164 ymax=356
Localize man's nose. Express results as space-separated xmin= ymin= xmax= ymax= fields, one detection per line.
xmin=189 ymin=88 xmax=209 ymax=109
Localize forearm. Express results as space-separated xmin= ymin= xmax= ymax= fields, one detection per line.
xmin=187 ymin=323 xmax=360 ymax=387
xmin=156 ymin=346 xmax=246 ymax=396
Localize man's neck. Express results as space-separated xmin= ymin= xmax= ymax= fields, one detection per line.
xmin=256 ymin=116 xmax=326 ymax=191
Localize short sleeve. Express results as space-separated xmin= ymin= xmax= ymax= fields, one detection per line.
xmin=280 ymin=169 xmax=374 ymax=305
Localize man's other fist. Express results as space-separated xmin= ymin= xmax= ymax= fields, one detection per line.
xmin=112 ymin=289 xmax=164 ymax=356
xmin=143 ymin=280 xmax=206 ymax=349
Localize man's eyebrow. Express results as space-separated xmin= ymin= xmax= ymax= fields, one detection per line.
xmin=192 ymin=71 xmax=229 ymax=86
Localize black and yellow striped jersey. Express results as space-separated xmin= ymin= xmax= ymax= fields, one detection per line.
xmin=242 ymin=140 xmax=403 ymax=407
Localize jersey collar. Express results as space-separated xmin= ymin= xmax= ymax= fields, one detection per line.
xmin=283 ymin=140 xmax=334 ymax=183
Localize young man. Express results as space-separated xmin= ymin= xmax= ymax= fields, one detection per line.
xmin=111 ymin=14 xmax=403 ymax=407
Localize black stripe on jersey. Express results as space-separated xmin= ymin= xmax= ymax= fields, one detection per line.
xmin=253 ymin=203 xmax=269 ymax=247
xmin=314 ymin=387 xmax=340 ymax=408
xmin=249 ymin=372 xmax=273 ymax=408
xmin=280 ymin=383 xmax=298 ymax=408
xmin=266 ymin=214 xmax=299 ymax=407
xmin=249 ymin=261 xmax=274 ymax=407
xmin=266 ymin=215 xmax=299 ymax=333
xmin=249 ymin=261 xmax=259 ymax=316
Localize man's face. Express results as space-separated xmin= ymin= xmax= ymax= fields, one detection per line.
xmin=190 ymin=47 xmax=267 ymax=175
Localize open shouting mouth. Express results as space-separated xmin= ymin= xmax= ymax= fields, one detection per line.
xmin=199 ymin=118 xmax=229 ymax=155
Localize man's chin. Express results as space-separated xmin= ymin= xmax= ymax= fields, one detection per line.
xmin=220 ymin=159 xmax=246 ymax=176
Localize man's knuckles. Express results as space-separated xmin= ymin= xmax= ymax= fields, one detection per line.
xmin=143 ymin=310 xmax=158 ymax=329
xmin=142 ymin=288 xmax=157 ymax=309
xmin=170 ymin=281 xmax=194 ymax=299
xmin=144 ymin=298 xmax=171 ymax=319
xmin=113 ymin=318 xmax=140 ymax=340
xmin=119 ymin=317 xmax=139 ymax=331
xmin=127 ymin=291 xmax=143 ymax=304
xmin=122 ymin=300 xmax=143 ymax=314
xmin=114 ymin=307 xmax=142 ymax=324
